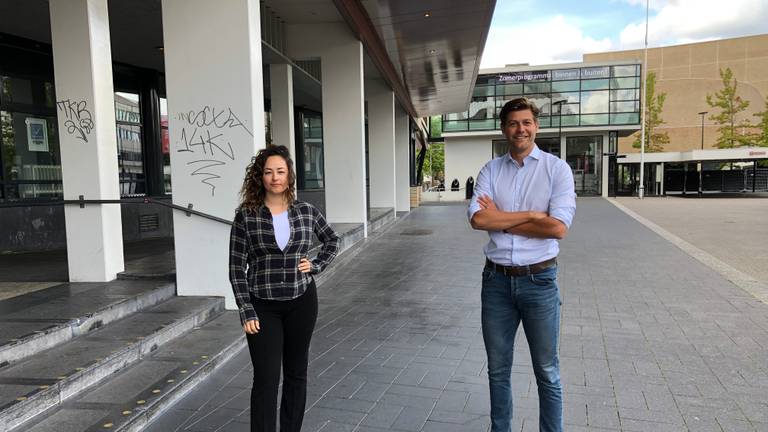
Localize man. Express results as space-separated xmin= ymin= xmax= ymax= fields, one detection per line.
xmin=468 ymin=97 xmax=576 ymax=432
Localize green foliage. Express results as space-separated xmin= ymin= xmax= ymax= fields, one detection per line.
xmin=1 ymin=111 xmax=16 ymax=176
xmin=429 ymin=115 xmax=442 ymax=139
xmin=753 ymin=97 xmax=768 ymax=147
xmin=423 ymin=142 xmax=444 ymax=181
xmin=632 ymin=72 xmax=669 ymax=152
xmin=706 ymin=68 xmax=752 ymax=148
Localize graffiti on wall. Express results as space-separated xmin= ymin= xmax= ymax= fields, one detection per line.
xmin=56 ymin=99 xmax=94 ymax=142
xmin=176 ymin=106 xmax=253 ymax=196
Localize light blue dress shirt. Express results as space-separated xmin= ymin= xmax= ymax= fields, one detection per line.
xmin=467 ymin=145 xmax=576 ymax=266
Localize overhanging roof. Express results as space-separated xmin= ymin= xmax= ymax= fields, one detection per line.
xmin=619 ymin=148 xmax=768 ymax=164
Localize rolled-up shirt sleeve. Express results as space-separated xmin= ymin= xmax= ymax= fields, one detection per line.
xmin=310 ymin=208 xmax=340 ymax=274
xmin=548 ymin=161 xmax=576 ymax=228
xmin=467 ymin=161 xmax=492 ymax=222
xmin=229 ymin=209 xmax=257 ymax=325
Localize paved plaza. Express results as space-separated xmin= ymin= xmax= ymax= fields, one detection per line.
xmin=146 ymin=198 xmax=768 ymax=432
xmin=614 ymin=196 xmax=768 ymax=286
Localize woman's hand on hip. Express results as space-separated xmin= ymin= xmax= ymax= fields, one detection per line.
xmin=243 ymin=319 xmax=260 ymax=334
xmin=298 ymin=257 xmax=311 ymax=273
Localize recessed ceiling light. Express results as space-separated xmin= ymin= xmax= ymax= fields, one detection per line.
xmin=424 ymin=11 xmax=431 ymax=18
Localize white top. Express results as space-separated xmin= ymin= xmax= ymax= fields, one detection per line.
xmin=272 ymin=211 xmax=290 ymax=251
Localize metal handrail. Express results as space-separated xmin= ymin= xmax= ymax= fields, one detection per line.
xmin=0 ymin=195 xmax=232 ymax=226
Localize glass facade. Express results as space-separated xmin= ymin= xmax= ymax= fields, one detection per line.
xmin=115 ymin=92 xmax=144 ymax=196
xmin=442 ymin=64 xmax=641 ymax=132
xmin=296 ymin=110 xmax=324 ymax=190
xmin=160 ymin=97 xmax=171 ymax=194
xmin=0 ymin=73 xmax=62 ymax=199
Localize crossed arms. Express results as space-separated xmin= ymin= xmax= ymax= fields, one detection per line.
xmin=470 ymin=195 xmax=568 ymax=240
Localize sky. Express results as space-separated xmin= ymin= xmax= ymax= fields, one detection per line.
xmin=480 ymin=0 xmax=768 ymax=68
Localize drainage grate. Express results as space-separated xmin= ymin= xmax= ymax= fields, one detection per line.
xmin=139 ymin=214 xmax=160 ymax=232
xmin=399 ymin=229 xmax=433 ymax=236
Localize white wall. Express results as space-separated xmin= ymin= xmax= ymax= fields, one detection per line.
xmin=162 ymin=0 xmax=265 ymax=308
xmin=366 ymin=79 xmax=396 ymax=209
xmin=286 ymin=23 xmax=367 ymax=231
xmin=444 ymin=135 xmax=499 ymax=194
xmin=50 ymin=0 xmax=124 ymax=281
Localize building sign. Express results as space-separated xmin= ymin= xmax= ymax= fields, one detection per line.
xmin=497 ymin=70 xmax=550 ymax=82
xmin=581 ymin=66 xmax=610 ymax=79
xmin=498 ymin=66 xmax=612 ymax=83
xmin=25 ymin=117 xmax=49 ymax=152
xmin=551 ymin=69 xmax=580 ymax=81
xmin=749 ymin=151 xmax=766 ymax=156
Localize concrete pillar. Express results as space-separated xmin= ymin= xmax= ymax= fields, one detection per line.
xmin=287 ymin=23 xmax=367 ymax=235
xmin=395 ymin=105 xmax=410 ymax=212
xmin=269 ymin=64 xmax=295 ymax=160
xmin=162 ymin=0 xmax=265 ymax=308
xmin=560 ymin=132 xmax=567 ymax=161
xmin=366 ymin=80 xmax=395 ymax=212
xmin=601 ymin=132 xmax=609 ymax=198
xmin=50 ymin=0 xmax=124 ymax=281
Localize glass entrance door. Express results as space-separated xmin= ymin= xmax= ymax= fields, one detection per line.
xmin=536 ymin=137 xmax=561 ymax=158
xmin=566 ymin=136 xmax=602 ymax=195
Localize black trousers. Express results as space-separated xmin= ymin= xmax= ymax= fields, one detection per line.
xmin=247 ymin=281 xmax=318 ymax=432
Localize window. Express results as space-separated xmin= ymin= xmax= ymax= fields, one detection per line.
xmin=525 ymin=94 xmax=551 ymax=115
xmin=610 ymin=89 xmax=639 ymax=101
xmin=469 ymin=96 xmax=495 ymax=120
xmin=580 ymin=91 xmax=609 ymax=114
xmin=496 ymin=83 xmax=522 ymax=96
xmin=473 ymin=85 xmax=495 ymax=97
xmin=115 ymin=92 xmax=145 ymax=196
xmin=612 ymin=65 xmax=639 ymax=77
xmin=524 ymin=82 xmax=550 ymax=94
xmin=581 ymin=79 xmax=610 ymax=91
xmin=610 ymin=101 xmax=639 ymax=113
xmin=1 ymin=75 xmax=62 ymax=200
xmin=610 ymin=77 xmax=639 ymax=89
xmin=297 ymin=111 xmax=324 ymax=190
xmin=1 ymin=110 xmax=62 ymax=199
xmin=551 ymin=80 xmax=580 ymax=92
xmin=160 ymin=97 xmax=171 ymax=194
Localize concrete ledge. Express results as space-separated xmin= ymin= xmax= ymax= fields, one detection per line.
xmin=118 ymin=317 xmax=245 ymax=432
xmin=0 ymin=282 xmax=175 ymax=369
xmin=1 ymin=296 xmax=223 ymax=431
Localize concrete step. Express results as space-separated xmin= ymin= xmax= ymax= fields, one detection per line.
xmin=0 ymin=280 xmax=176 ymax=369
xmin=0 ymin=295 xmax=225 ymax=431
xmin=18 ymin=311 xmax=245 ymax=432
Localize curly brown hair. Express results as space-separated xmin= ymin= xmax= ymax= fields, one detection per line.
xmin=239 ymin=145 xmax=296 ymax=209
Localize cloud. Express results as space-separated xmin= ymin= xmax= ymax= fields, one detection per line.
xmin=619 ymin=0 xmax=667 ymax=12
xmin=480 ymin=15 xmax=612 ymax=68
xmin=618 ymin=0 xmax=768 ymax=49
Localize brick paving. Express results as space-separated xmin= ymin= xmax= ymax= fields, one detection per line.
xmin=614 ymin=196 xmax=768 ymax=286
xmin=146 ymin=198 xmax=768 ymax=432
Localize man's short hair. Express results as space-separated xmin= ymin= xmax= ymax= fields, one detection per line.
xmin=499 ymin=98 xmax=540 ymax=125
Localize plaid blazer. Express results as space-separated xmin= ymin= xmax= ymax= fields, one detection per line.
xmin=229 ymin=201 xmax=339 ymax=324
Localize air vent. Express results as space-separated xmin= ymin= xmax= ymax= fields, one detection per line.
xmin=139 ymin=214 xmax=160 ymax=232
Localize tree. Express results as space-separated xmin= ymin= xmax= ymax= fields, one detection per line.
xmin=633 ymin=72 xmax=669 ymax=152
xmin=429 ymin=115 xmax=442 ymax=139
xmin=422 ymin=142 xmax=444 ymax=181
xmin=1 ymin=111 xmax=16 ymax=176
xmin=706 ymin=68 xmax=752 ymax=148
xmin=752 ymin=97 xmax=768 ymax=147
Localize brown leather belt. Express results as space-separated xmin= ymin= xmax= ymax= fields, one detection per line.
xmin=485 ymin=257 xmax=557 ymax=277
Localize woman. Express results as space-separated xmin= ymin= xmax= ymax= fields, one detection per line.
xmin=229 ymin=145 xmax=339 ymax=432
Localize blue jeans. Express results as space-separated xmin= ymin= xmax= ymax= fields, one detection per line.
xmin=481 ymin=264 xmax=563 ymax=432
